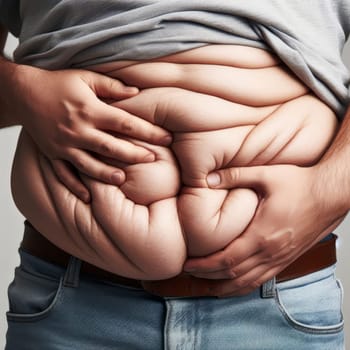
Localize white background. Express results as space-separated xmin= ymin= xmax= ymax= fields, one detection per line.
xmin=1 ymin=35 xmax=350 ymax=349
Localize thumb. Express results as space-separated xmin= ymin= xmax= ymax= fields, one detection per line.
xmin=206 ymin=166 xmax=267 ymax=190
xmin=85 ymin=72 xmax=139 ymax=100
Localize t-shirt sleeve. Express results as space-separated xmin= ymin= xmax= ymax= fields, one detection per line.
xmin=0 ymin=0 xmax=21 ymax=37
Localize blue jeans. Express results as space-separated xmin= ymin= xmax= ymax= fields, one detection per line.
xmin=5 ymin=249 xmax=344 ymax=350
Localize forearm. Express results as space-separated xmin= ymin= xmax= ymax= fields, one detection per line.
xmin=313 ymin=106 xmax=350 ymax=213
xmin=0 ymin=57 xmax=20 ymax=128
xmin=0 ymin=25 xmax=13 ymax=128
xmin=0 ymin=25 xmax=26 ymax=128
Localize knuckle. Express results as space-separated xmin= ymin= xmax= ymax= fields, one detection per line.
xmin=249 ymin=280 xmax=261 ymax=290
xmin=284 ymin=228 xmax=295 ymax=245
xmin=57 ymin=115 xmax=73 ymax=135
xmin=99 ymin=141 xmax=113 ymax=155
xmin=257 ymin=234 xmax=269 ymax=250
xmin=227 ymin=269 xmax=237 ymax=279
xmin=263 ymin=247 xmax=276 ymax=261
xmin=108 ymin=78 xmax=119 ymax=91
xmin=147 ymin=129 xmax=158 ymax=142
xmin=221 ymin=256 xmax=236 ymax=269
xmin=63 ymin=110 xmax=77 ymax=126
xmin=120 ymin=118 xmax=134 ymax=133
xmin=259 ymin=232 xmax=289 ymax=259
xmin=61 ymin=98 xmax=91 ymax=122
xmin=234 ymin=278 xmax=248 ymax=289
xmin=266 ymin=250 xmax=280 ymax=262
xmin=261 ymin=250 xmax=275 ymax=262
xmin=227 ymin=168 xmax=240 ymax=184
xmin=77 ymin=103 xmax=92 ymax=121
xmin=72 ymin=156 xmax=86 ymax=171
xmin=56 ymin=123 xmax=76 ymax=144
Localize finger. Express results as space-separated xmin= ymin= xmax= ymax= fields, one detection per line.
xmin=95 ymin=155 xmax=128 ymax=169
xmin=81 ymin=129 xmax=156 ymax=163
xmin=186 ymin=265 xmax=272 ymax=298
xmin=94 ymin=103 xmax=172 ymax=146
xmin=206 ymin=165 xmax=267 ymax=190
xmin=218 ymin=226 xmax=345 ymax=297
xmin=233 ymin=102 xmax=301 ymax=166
xmin=193 ymin=249 xmax=287 ymax=281
xmin=183 ymin=230 xmax=259 ymax=274
xmin=51 ymin=159 xmax=90 ymax=203
xmin=189 ymin=254 xmax=262 ymax=280
xmin=66 ymin=149 xmax=126 ymax=185
xmin=183 ymin=251 xmax=233 ymax=274
xmin=230 ymin=229 xmax=341 ymax=295
xmin=190 ymin=228 xmax=296 ymax=280
xmin=189 ymin=251 xmax=264 ymax=280
xmin=218 ymin=266 xmax=281 ymax=298
xmin=210 ymin=265 xmax=274 ymax=297
xmin=82 ymin=71 xmax=139 ymax=100
xmin=189 ymin=270 xmax=235 ymax=280
xmin=39 ymin=155 xmax=75 ymax=204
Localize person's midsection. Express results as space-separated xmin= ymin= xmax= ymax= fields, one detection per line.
xmin=11 ymin=45 xmax=339 ymax=276
xmin=88 ymin=45 xmax=338 ymax=255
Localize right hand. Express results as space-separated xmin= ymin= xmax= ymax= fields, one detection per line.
xmin=7 ymin=65 xmax=172 ymax=202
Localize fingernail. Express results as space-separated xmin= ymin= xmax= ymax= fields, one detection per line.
xmin=207 ymin=173 xmax=221 ymax=187
xmin=161 ymin=135 xmax=173 ymax=145
xmin=111 ymin=172 xmax=123 ymax=185
xmin=125 ymin=87 xmax=139 ymax=94
xmin=143 ymin=153 xmax=155 ymax=162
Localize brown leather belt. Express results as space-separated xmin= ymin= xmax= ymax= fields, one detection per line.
xmin=21 ymin=221 xmax=337 ymax=297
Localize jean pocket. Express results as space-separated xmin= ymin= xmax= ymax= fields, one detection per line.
xmin=274 ymin=266 xmax=344 ymax=334
xmin=6 ymin=265 xmax=64 ymax=323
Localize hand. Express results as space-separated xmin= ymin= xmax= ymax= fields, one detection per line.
xmin=8 ymin=65 xmax=171 ymax=202
xmin=183 ymin=164 xmax=347 ymax=297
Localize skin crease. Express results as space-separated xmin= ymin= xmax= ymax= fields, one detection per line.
xmin=0 ymin=24 xmax=172 ymax=203
xmin=10 ymin=45 xmax=340 ymax=282
xmin=2 ymin=23 xmax=349 ymax=294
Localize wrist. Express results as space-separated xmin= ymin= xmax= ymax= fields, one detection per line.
xmin=0 ymin=57 xmax=36 ymax=127
xmin=311 ymin=160 xmax=350 ymax=217
xmin=311 ymin=106 xmax=350 ymax=214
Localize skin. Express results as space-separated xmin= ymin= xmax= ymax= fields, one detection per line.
xmin=0 ymin=25 xmax=172 ymax=202
xmin=1 ymin=25 xmax=350 ymax=295
xmin=10 ymin=45 xmax=342 ymax=284
xmin=183 ymin=148 xmax=348 ymax=296
xmin=105 ymin=63 xmax=337 ymax=258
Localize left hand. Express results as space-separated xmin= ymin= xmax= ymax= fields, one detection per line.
xmin=183 ymin=164 xmax=347 ymax=297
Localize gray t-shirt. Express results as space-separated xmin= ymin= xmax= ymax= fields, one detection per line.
xmin=1 ymin=0 xmax=350 ymax=118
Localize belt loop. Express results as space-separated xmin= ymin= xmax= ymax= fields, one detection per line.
xmin=260 ymin=277 xmax=276 ymax=299
xmin=63 ymin=256 xmax=82 ymax=288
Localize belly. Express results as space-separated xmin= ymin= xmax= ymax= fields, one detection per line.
xmin=11 ymin=45 xmax=338 ymax=277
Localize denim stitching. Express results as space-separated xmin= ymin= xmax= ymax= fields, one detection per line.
xmin=6 ymin=276 xmax=65 ymax=323
xmin=274 ymin=287 xmax=344 ymax=334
